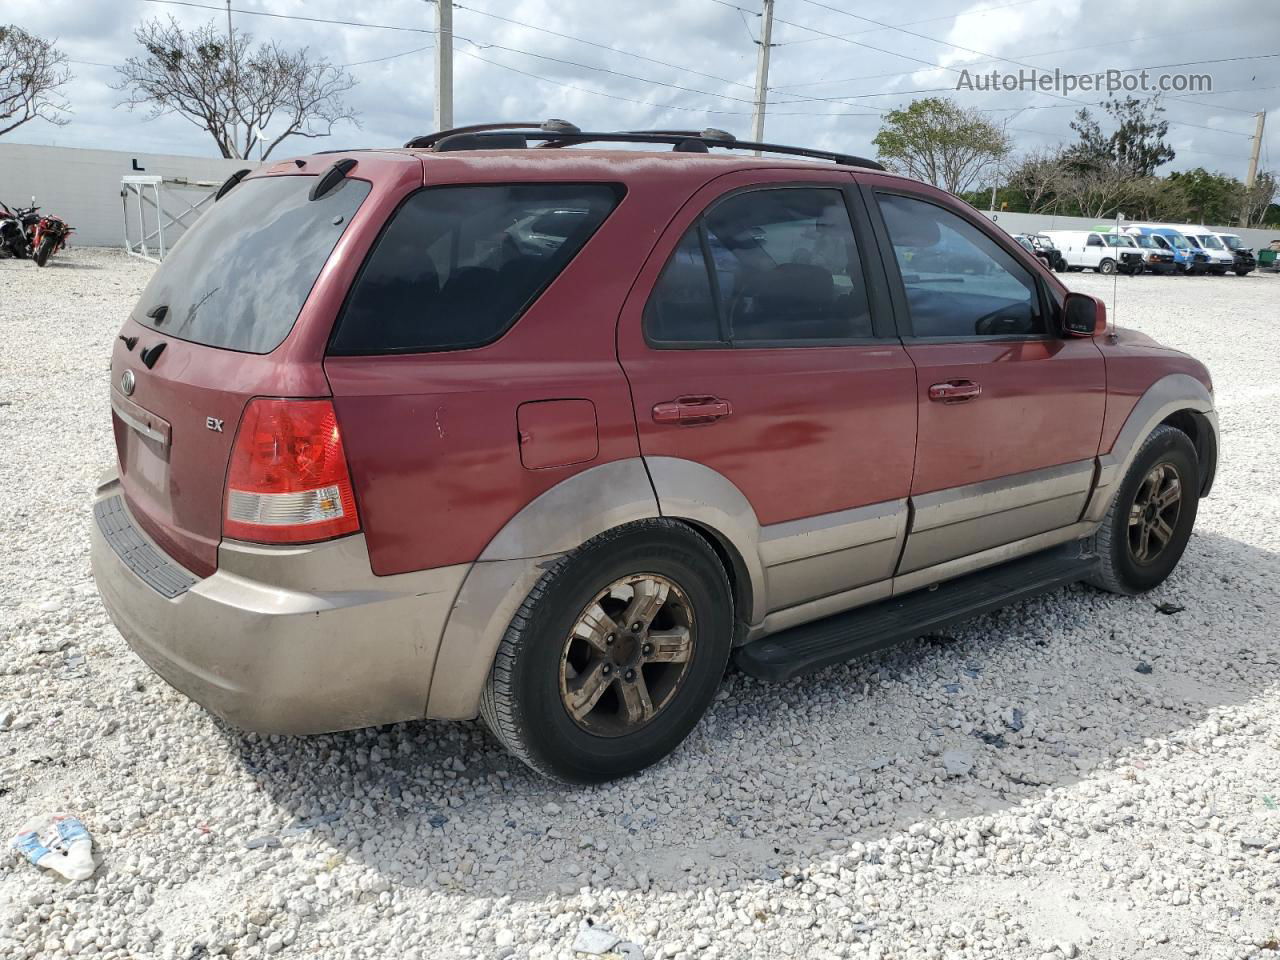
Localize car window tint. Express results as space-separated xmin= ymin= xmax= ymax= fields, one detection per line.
xmin=331 ymin=184 xmax=619 ymax=354
xmin=134 ymin=175 xmax=371 ymax=354
xmin=877 ymin=193 xmax=1043 ymax=339
xmin=644 ymin=227 xmax=720 ymax=343
xmin=704 ymin=189 xmax=873 ymax=343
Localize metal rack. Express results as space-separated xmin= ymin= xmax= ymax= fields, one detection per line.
xmin=121 ymin=174 xmax=222 ymax=263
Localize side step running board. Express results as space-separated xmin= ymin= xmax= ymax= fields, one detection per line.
xmin=735 ymin=544 xmax=1097 ymax=683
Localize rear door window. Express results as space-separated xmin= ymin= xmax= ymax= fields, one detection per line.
xmin=134 ymin=175 xmax=371 ymax=354
xmin=331 ymin=184 xmax=620 ymax=354
xmin=645 ymin=187 xmax=875 ymax=346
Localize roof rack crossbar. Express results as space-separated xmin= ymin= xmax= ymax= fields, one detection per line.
xmin=405 ymin=118 xmax=581 ymax=149
xmin=416 ymin=128 xmax=883 ymax=170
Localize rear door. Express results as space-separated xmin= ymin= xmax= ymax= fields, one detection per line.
xmin=618 ymin=170 xmax=917 ymax=614
xmin=862 ymin=179 xmax=1105 ymax=576
xmin=108 ymin=162 xmax=397 ymax=576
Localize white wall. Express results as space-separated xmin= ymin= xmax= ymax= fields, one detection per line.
xmin=0 ymin=143 xmax=257 ymax=248
xmin=980 ymin=208 xmax=1279 ymax=250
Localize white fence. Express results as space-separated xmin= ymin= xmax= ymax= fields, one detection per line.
xmin=0 ymin=143 xmax=256 ymax=248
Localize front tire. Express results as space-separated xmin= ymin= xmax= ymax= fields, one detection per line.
xmin=1097 ymin=258 xmax=1116 ymax=275
xmin=1089 ymin=424 xmax=1199 ymax=595
xmin=34 ymin=237 xmax=54 ymax=267
xmin=480 ymin=519 xmax=733 ymax=783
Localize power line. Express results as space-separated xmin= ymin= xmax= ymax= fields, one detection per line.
xmin=776 ymin=1 xmax=1273 ymax=124
xmin=140 ymin=0 xmax=436 ymax=35
xmin=137 ymin=0 xmax=814 ymax=111
xmin=773 ymin=0 xmax=1047 ymax=47
xmin=755 ymin=1 xmax=1272 ymax=140
xmin=772 ymin=25 xmax=1248 ymax=91
xmin=705 ymin=0 xmax=946 ymax=72
xmin=454 ymin=2 xmax=755 ymax=92
xmin=451 ymin=44 xmax=881 ymax=119
xmin=343 ymin=44 xmax=433 ymax=68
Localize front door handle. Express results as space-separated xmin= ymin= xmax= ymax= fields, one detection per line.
xmin=652 ymin=395 xmax=733 ymax=425
xmin=928 ymin=380 xmax=982 ymax=403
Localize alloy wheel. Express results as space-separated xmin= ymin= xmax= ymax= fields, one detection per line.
xmin=1128 ymin=462 xmax=1183 ymax=564
xmin=559 ymin=574 xmax=696 ymax=736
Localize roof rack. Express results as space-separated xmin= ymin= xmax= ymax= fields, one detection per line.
xmin=403 ymin=119 xmax=884 ymax=170
xmin=404 ymin=119 xmax=581 ymax=149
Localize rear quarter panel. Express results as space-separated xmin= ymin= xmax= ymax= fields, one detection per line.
xmin=324 ymin=159 xmax=716 ymax=576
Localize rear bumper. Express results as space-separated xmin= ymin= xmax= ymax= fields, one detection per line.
xmin=91 ymin=476 xmax=469 ymax=734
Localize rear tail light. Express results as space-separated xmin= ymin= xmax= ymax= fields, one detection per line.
xmin=224 ymin=398 xmax=360 ymax=544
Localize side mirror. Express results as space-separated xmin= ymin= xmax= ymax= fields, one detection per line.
xmin=1062 ymin=292 xmax=1104 ymax=337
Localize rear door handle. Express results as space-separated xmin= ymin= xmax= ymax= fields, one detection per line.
xmin=652 ymin=395 xmax=733 ymax=425
xmin=928 ymin=380 xmax=982 ymax=403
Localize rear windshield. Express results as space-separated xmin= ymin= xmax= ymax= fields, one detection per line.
xmin=134 ymin=175 xmax=371 ymax=353
xmin=330 ymin=184 xmax=620 ymax=354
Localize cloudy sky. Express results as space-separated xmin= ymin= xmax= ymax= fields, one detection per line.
xmin=5 ymin=0 xmax=1278 ymax=179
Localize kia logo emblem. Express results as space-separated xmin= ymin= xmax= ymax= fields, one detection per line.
xmin=120 ymin=370 xmax=136 ymax=396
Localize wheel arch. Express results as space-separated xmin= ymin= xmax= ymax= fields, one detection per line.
xmin=1160 ymin=408 xmax=1218 ymax=496
xmin=427 ymin=457 xmax=767 ymax=719
xmin=676 ymin=518 xmax=755 ymax=644
xmin=1084 ymin=373 xmax=1218 ymax=522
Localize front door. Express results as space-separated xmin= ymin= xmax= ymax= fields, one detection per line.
xmin=617 ymin=171 xmax=918 ymax=616
xmin=863 ymin=181 xmax=1106 ymax=577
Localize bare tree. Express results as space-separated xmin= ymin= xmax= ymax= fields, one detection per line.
xmin=1054 ymin=165 xmax=1143 ymax=220
xmin=115 ymin=16 xmax=357 ymax=160
xmin=1244 ymin=172 xmax=1277 ymax=228
xmin=1007 ymin=147 xmax=1066 ymax=213
xmin=0 ymin=25 xmax=72 ymax=137
xmin=873 ymin=97 xmax=1012 ymax=195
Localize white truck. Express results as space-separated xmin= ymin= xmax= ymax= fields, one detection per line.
xmin=1040 ymin=229 xmax=1145 ymax=275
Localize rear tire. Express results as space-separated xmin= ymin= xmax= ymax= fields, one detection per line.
xmin=1088 ymin=424 xmax=1199 ymax=596
xmin=480 ymin=519 xmax=733 ymax=783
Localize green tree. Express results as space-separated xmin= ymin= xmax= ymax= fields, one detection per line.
xmin=1065 ymin=97 xmax=1174 ymax=177
xmin=1166 ymin=168 xmax=1244 ymax=224
xmin=873 ymin=97 xmax=1012 ymax=195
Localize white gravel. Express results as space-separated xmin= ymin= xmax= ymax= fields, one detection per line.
xmin=2 ymin=247 xmax=1280 ymax=960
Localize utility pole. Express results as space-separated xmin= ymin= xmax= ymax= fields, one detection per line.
xmin=1241 ymin=110 xmax=1266 ymax=226
xmin=225 ymin=0 xmax=240 ymax=158
xmin=434 ymin=0 xmax=454 ymax=132
xmin=750 ymin=0 xmax=774 ymax=145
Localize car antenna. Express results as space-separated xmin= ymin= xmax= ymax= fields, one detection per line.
xmin=1109 ymin=210 xmax=1124 ymax=342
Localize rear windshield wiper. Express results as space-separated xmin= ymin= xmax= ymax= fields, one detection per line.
xmin=146 ymin=304 xmax=168 ymax=324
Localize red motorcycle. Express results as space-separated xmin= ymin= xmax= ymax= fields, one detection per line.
xmin=27 ymin=210 xmax=74 ymax=267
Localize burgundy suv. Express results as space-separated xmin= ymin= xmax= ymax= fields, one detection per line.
xmin=92 ymin=122 xmax=1217 ymax=783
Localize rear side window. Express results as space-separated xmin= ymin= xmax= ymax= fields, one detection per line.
xmin=134 ymin=175 xmax=371 ymax=354
xmin=646 ymin=188 xmax=874 ymax=347
xmin=331 ymin=184 xmax=620 ymax=354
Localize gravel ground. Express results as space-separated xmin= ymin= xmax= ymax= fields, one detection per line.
xmin=2 ymin=247 xmax=1280 ymax=960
